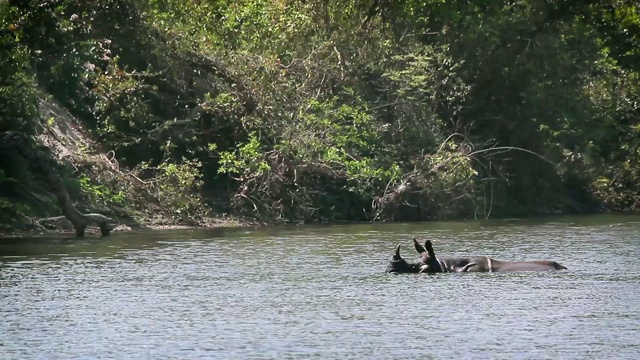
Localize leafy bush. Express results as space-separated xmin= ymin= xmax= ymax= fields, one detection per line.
xmin=3 ymin=0 xmax=640 ymax=227
xmin=0 ymin=5 xmax=38 ymax=134
xmin=135 ymin=159 xmax=208 ymax=224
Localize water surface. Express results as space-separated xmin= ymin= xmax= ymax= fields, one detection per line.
xmin=1 ymin=215 xmax=639 ymax=359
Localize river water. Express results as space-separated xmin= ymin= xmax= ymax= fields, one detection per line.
xmin=1 ymin=215 xmax=639 ymax=359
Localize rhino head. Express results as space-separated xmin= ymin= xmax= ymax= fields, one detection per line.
xmin=385 ymin=237 xmax=443 ymax=274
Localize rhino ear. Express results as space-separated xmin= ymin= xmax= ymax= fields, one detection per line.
xmin=424 ymin=240 xmax=436 ymax=258
xmin=393 ymin=244 xmax=402 ymax=260
xmin=413 ymin=237 xmax=426 ymax=254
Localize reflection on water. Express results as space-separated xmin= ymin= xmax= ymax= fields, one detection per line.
xmin=1 ymin=215 xmax=639 ymax=359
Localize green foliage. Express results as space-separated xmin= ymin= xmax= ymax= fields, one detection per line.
xmin=0 ymin=196 xmax=32 ymax=221
xmin=586 ymin=67 xmax=640 ymax=210
xmin=76 ymin=174 xmax=125 ymax=207
xmin=88 ymin=56 xmax=156 ymax=147
xmin=136 ymin=159 xmax=208 ymax=223
xmin=2 ymin=0 xmax=640 ymax=227
xmin=219 ymin=133 xmax=269 ymax=177
xmin=289 ymin=99 xmax=404 ymax=199
xmin=0 ymin=4 xmax=39 ymax=133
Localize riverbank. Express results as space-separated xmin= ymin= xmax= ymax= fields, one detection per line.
xmin=2 ymin=1 xmax=639 ymax=229
xmin=0 ymin=217 xmax=251 ymax=238
xmin=0 ymin=88 xmax=255 ymax=237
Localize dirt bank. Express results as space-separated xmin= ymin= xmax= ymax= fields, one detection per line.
xmin=1 ymin=88 xmax=252 ymax=237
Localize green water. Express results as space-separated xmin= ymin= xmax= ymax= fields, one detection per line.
xmin=1 ymin=215 xmax=639 ymax=359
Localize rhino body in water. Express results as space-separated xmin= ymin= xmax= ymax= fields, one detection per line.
xmin=386 ymin=237 xmax=567 ymax=274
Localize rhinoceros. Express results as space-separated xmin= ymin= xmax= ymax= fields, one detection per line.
xmin=386 ymin=237 xmax=567 ymax=273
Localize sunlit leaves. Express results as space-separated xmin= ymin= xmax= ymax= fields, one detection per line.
xmin=0 ymin=4 xmax=38 ymax=133
xmin=4 ymin=0 xmax=640 ymax=222
xmin=218 ymin=132 xmax=269 ymax=178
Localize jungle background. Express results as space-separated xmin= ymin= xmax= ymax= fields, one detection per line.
xmin=1 ymin=0 xmax=639 ymax=233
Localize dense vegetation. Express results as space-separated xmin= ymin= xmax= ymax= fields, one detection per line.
xmin=1 ymin=0 xmax=639 ymax=228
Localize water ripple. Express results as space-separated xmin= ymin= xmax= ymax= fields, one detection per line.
xmin=1 ymin=216 xmax=639 ymax=359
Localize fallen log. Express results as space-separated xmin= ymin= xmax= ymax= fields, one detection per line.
xmin=47 ymin=173 xmax=117 ymax=236
xmin=1 ymin=131 xmax=117 ymax=237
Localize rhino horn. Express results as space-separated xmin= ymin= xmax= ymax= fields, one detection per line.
xmin=394 ymin=244 xmax=402 ymax=259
